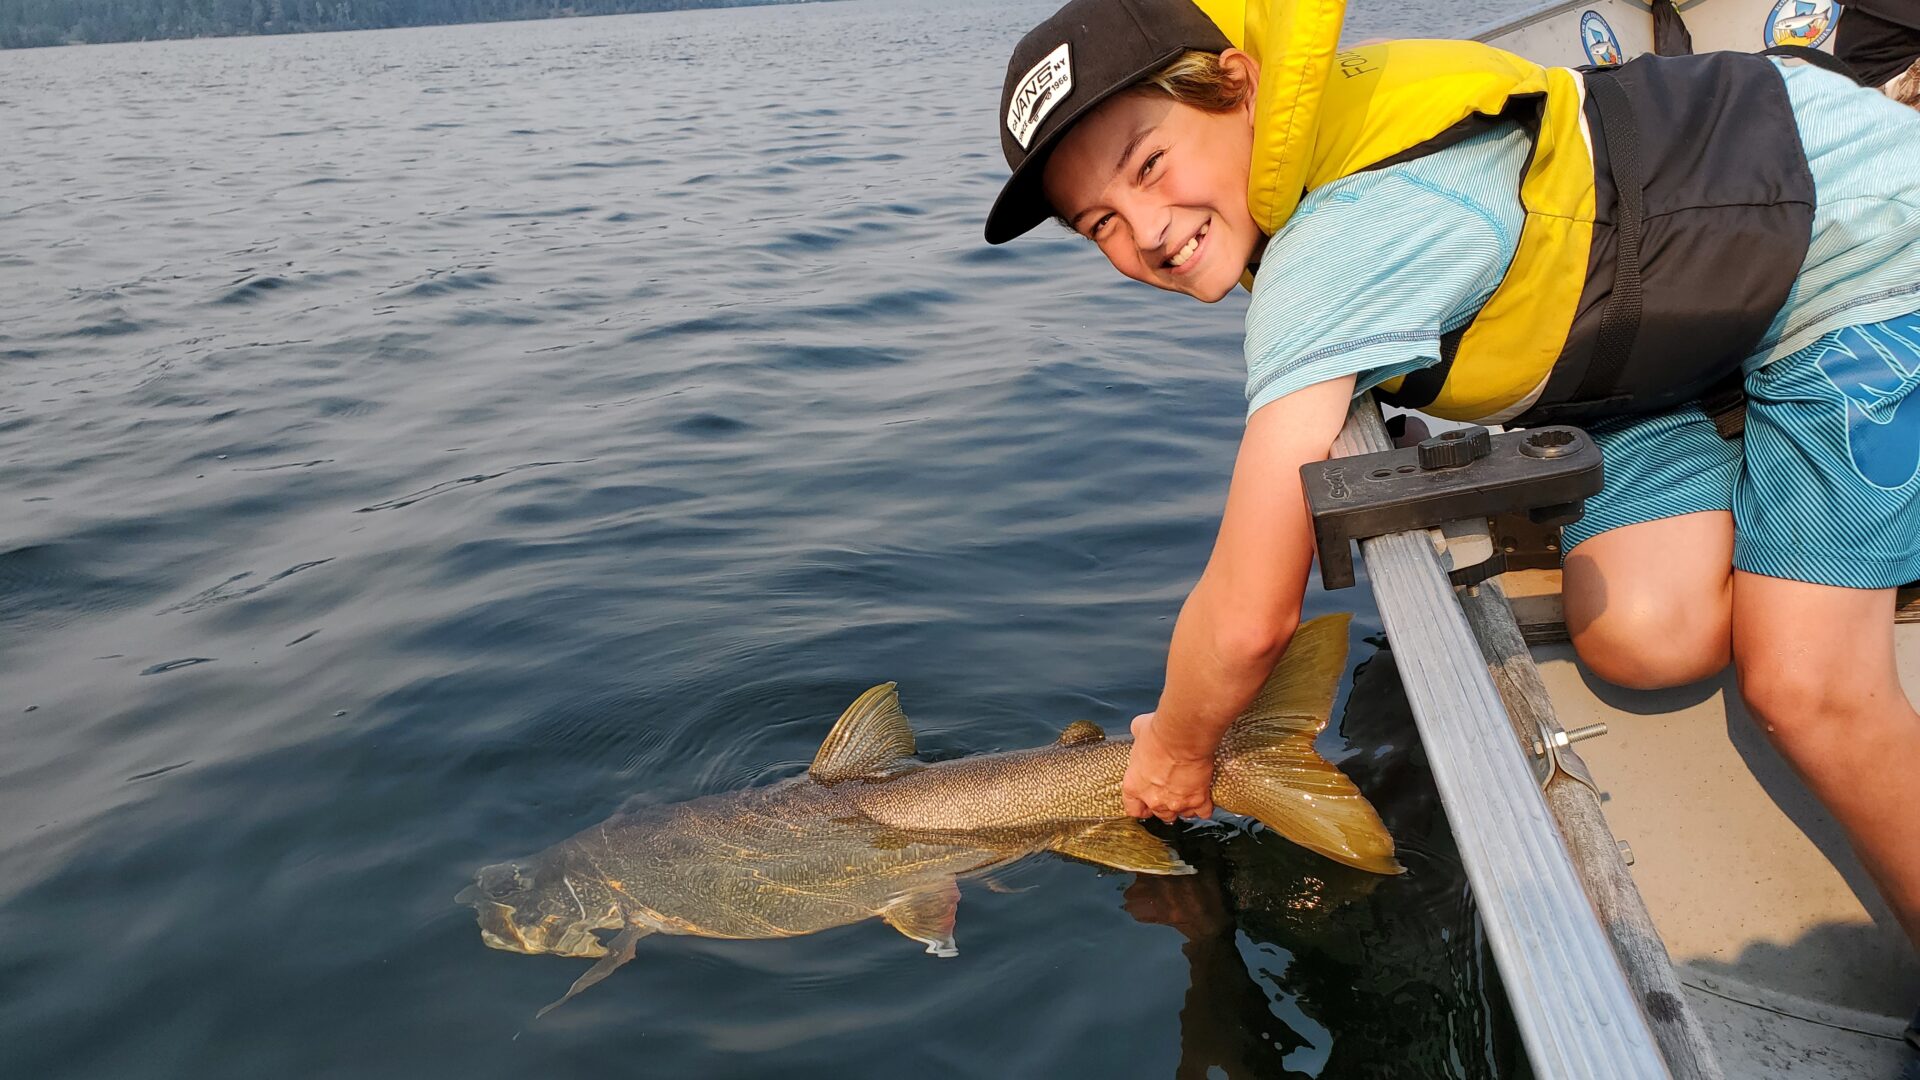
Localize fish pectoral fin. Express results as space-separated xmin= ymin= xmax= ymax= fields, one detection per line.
xmin=1051 ymin=819 xmax=1195 ymax=876
xmin=1055 ymin=720 xmax=1105 ymax=746
xmin=976 ymin=870 xmax=1034 ymax=895
xmin=810 ymin=683 xmax=917 ymax=782
xmin=534 ymin=923 xmax=653 ymax=1019
xmin=880 ymin=879 xmax=960 ymax=957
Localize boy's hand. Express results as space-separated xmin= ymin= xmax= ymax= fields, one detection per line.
xmin=1123 ymin=713 xmax=1216 ymax=823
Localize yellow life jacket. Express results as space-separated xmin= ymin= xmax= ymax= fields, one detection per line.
xmin=1192 ymin=0 xmax=1814 ymax=424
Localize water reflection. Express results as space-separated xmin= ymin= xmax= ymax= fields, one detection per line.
xmin=1121 ymin=646 xmax=1527 ymax=1079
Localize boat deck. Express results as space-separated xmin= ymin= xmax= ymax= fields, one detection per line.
xmin=1518 ymin=578 xmax=1919 ymax=1077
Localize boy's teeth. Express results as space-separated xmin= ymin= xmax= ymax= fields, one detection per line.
xmin=1169 ymin=222 xmax=1207 ymax=268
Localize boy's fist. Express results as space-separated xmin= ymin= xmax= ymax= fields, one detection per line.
xmin=1123 ymin=713 xmax=1216 ymax=823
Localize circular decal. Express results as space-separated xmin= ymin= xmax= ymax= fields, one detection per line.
xmin=1580 ymin=10 xmax=1625 ymax=67
xmin=1765 ymin=0 xmax=1841 ymax=49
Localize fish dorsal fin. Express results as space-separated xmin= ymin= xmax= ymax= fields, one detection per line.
xmin=1240 ymin=612 xmax=1351 ymax=736
xmin=880 ymin=879 xmax=960 ymax=956
xmin=1051 ymin=819 xmax=1195 ymax=876
xmin=1056 ymin=720 xmax=1105 ymax=746
xmin=810 ymin=683 xmax=916 ymax=782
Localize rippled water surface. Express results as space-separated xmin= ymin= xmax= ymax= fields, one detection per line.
xmin=3 ymin=2 xmax=1533 ymax=1076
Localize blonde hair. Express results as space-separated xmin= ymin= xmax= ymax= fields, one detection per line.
xmin=1137 ymin=49 xmax=1252 ymax=112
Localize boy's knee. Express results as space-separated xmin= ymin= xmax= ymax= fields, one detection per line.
xmin=1734 ymin=657 xmax=1867 ymax=743
xmin=1571 ymin=592 xmax=1730 ymax=690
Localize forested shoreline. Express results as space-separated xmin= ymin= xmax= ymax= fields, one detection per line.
xmin=0 ymin=0 xmax=830 ymax=49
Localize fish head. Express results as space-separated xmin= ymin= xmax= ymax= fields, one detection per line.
xmin=455 ymin=854 xmax=623 ymax=958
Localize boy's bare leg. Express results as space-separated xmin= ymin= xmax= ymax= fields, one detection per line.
xmin=1562 ymin=511 xmax=1734 ymax=689
xmin=1732 ymin=571 xmax=1920 ymax=947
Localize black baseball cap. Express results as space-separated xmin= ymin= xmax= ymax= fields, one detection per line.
xmin=984 ymin=0 xmax=1231 ymax=244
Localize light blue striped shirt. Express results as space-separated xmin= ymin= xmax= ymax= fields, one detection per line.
xmin=1243 ymin=60 xmax=1920 ymax=417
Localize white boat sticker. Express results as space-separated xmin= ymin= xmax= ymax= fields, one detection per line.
xmin=1007 ymin=42 xmax=1073 ymax=150
xmin=1766 ymin=0 xmax=1840 ymax=49
xmin=1580 ymin=10 xmax=1624 ymax=67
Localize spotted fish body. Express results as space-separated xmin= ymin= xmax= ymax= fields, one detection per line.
xmin=457 ymin=614 xmax=1399 ymax=1015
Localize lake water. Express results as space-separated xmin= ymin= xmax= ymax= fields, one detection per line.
xmin=1 ymin=1 xmax=1535 ymax=1076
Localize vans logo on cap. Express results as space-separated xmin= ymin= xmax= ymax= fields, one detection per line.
xmin=1007 ymin=42 xmax=1073 ymax=150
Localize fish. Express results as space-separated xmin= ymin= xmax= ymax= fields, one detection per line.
xmin=455 ymin=613 xmax=1399 ymax=1017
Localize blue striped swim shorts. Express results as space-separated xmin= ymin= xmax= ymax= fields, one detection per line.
xmin=1562 ymin=308 xmax=1920 ymax=590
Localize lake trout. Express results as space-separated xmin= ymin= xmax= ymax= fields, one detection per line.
xmin=456 ymin=613 xmax=1399 ymax=1016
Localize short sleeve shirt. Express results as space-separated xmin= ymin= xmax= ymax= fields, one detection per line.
xmin=1242 ymin=124 xmax=1528 ymax=417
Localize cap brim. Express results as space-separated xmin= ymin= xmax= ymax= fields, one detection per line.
xmin=982 ymin=48 xmax=1185 ymax=245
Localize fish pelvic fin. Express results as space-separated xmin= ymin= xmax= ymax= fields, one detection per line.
xmin=810 ymin=683 xmax=916 ymax=782
xmin=1056 ymin=720 xmax=1106 ymax=746
xmin=1051 ymin=819 xmax=1195 ymax=876
xmin=881 ymin=878 xmax=960 ymax=957
xmin=1212 ymin=613 xmax=1404 ymax=876
xmin=535 ymin=923 xmax=653 ymax=1019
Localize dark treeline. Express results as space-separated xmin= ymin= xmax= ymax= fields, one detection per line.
xmin=0 ymin=0 xmax=826 ymax=48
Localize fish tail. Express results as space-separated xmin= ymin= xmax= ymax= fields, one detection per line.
xmin=1210 ymin=613 xmax=1404 ymax=875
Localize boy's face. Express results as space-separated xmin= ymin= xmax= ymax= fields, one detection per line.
xmin=1040 ymin=79 xmax=1259 ymax=303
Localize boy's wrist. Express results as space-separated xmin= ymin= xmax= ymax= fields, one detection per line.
xmin=1145 ymin=706 xmax=1223 ymax=763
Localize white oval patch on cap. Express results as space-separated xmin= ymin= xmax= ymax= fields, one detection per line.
xmin=1007 ymin=42 xmax=1073 ymax=150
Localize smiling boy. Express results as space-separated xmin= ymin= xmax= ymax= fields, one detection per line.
xmin=984 ymin=0 xmax=1920 ymax=946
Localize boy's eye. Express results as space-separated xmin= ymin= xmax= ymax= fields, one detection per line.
xmin=1139 ymin=150 xmax=1164 ymax=180
xmin=1089 ymin=213 xmax=1114 ymax=238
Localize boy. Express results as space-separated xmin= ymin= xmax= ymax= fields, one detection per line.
xmin=984 ymin=0 xmax=1920 ymax=946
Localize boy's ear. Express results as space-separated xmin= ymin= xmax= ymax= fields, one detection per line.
xmin=1221 ymin=47 xmax=1261 ymax=121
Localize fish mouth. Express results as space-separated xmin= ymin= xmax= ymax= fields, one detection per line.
xmin=462 ymin=894 xmax=538 ymax=954
xmin=456 ymin=887 xmax=613 ymax=958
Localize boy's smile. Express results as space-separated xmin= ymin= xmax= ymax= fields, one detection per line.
xmin=1039 ymin=53 xmax=1261 ymax=304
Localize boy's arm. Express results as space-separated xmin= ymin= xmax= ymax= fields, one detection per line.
xmin=1123 ymin=375 xmax=1356 ymax=822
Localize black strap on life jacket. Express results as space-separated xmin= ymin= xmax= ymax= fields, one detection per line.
xmin=1697 ymin=371 xmax=1748 ymax=439
xmin=1358 ymin=111 xmax=1515 ymax=174
xmin=1572 ymin=69 xmax=1645 ymax=408
xmin=1372 ymin=327 xmax=1461 ymax=410
xmin=1761 ymin=43 xmax=1869 ymax=83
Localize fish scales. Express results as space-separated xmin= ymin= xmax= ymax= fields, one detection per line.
xmin=571 ymin=782 xmax=1019 ymax=940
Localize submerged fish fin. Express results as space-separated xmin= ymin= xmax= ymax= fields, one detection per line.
xmin=1212 ymin=613 xmax=1403 ymax=875
xmin=1055 ymin=720 xmax=1105 ymax=746
xmin=534 ymin=923 xmax=652 ymax=1019
xmin=1051 ymin=819 xmax=1195 ymax=876
xmin=880 ymin=879 xmax=960 ymax=957
xmin=976 ymin=870 xmax=1034 ymax=895
xmin=810 ymin=683 xmax=916 ymax=782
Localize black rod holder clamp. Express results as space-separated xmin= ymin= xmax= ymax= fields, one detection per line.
xmin=1303 ymin=425 xmax=1604 ymax=590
